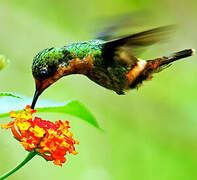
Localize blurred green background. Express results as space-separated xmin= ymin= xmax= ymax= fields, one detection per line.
xmin=0 ymin=0 xmax=197 ymax=179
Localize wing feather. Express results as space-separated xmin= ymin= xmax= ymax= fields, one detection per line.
xmin=101 ymin=25 xmax=175 ymax=66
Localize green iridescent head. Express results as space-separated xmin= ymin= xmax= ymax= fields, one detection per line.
xmin=31 ymin=47 xmax=74 ymax=109
xmin=32 ymin=47 xmax=73 ymax=81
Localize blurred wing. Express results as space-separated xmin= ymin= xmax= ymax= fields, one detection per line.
xmin=95 ymin=12 xmax=148 ymax=41
xmin=101 ymin=25 xmax=175 ymax=66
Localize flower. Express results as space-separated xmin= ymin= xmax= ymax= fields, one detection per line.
xmin=1 ymin=105 xmax=79 ymax=166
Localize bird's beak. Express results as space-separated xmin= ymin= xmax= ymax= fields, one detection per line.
xmin=31 ymin=78 xmax=54 ymax=109
xmin=31 ymin=79 xmax=45 ymax=109
xmin=31 ymin=87 xmax=41 ymax=109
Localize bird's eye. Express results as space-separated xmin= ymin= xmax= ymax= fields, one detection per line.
xmin=40 ymin=69 xmax=48 ymax=75
xmin=40 ymin=68 xmax=49 ymax=79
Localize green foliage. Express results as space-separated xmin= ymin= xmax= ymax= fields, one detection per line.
xmin=0 ymin=92 xmax=22 ymax=99
xmin=36 ymin=100 xmax=100 ymax=129
xmin=0 ymin=100 xmax=100 ymax=129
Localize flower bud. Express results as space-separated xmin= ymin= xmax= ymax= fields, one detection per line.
xmin=0 ymin=55 xmax=10 ymax=70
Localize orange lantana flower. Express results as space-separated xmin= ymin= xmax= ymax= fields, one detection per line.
xmin=1 ymin=105 xmax=79 ymax=166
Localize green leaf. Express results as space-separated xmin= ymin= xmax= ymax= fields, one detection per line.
xmin=0 ymin=55 xmax=10 ymax=70
xmin=37 ymin=100 xmax=100 ymax=129
xmin=0 ymin=92 xmax=22 ymax=99
xmin=0 ymin=100 xmax=100 ymax=130
xmin=0 ymin=112 xmax=12 ymax=118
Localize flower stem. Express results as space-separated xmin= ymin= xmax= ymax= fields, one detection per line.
xmin=0 ymin=151 xmax=37 ymax=180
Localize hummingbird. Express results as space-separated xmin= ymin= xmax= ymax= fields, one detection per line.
xmin=31 ymin=24 xmax=195 ymax=109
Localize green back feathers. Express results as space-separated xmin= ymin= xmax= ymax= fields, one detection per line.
xmin=66 ymin=40 xmax=104 ymax=59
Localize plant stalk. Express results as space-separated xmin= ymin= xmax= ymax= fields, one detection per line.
xmin=0 ymin=151 xmax=37 ymax=180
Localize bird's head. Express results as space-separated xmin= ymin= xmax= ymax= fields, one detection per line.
xmin=31 ymin=47 xmax=73 ymax=109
